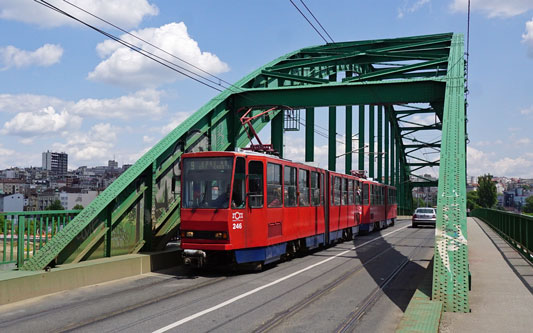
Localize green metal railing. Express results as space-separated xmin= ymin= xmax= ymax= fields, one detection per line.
xmin=0 ymin=211 xmax=81 ymax=268
xmin=471 ymin=208 xmax=533 ymax=263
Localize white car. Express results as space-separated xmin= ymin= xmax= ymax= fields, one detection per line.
xmin=412 ymin=207 xmax=436 ymax=228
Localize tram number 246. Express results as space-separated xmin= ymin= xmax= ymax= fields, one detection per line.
xmin=232 ymin=223 xmax=243 ymax=230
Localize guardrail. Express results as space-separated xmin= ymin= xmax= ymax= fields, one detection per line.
xmin=0 ymin=210 xmax=81 ymax=268
xmin=471 ymin=208 xmax=533 ymax=262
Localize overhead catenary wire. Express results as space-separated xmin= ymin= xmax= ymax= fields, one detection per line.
xmin=34 ymin=0 xmax=225 ymax=92
xmin=299 ymin=0 xmax=334 ymax=43
xmin=288 ymin=0 xmax=330 ymax=44
xmin=59 ymin=0 xmax=245 ymax=94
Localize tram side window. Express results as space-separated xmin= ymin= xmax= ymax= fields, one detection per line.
xmin=342 ymin=178 xmax=348 ymax=205
xmin=248 ymin=161 xmax=264 ymax=208
xmin=321 ymin=173 xmax=325 ymax=205
xmin=363 ymin=183 xmax=369 ymax=205
xmin=284 ymin=166 xmax=297 ymax=207
xmin=333 ymin=177 xmax=341 ymax=206
xmin=299 ymin=169 xmax=310 ymax=207
xmin=311 ymin=171 xmax=320 ymax=206
xmin=267 ymin=163 xmax=282 ymax=208
xmin=232 ymin=157 xmax=246 ymax=208
xmin=348 ymin=180 xmax=354 ymax=205
xmin=355 ymin=181 xmax=361 ymax=205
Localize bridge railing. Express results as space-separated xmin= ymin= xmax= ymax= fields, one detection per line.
xmin=0 ymin=210 xmax=81 ymax=268
xmin=471 ymin=208 xmax=533 ymax=263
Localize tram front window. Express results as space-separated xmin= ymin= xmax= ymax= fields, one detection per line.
xmin=183 ymin=157 xmax=233 ymax=209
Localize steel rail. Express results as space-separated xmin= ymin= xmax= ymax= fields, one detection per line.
xmin=334 ymin=239 xmax=428 ymax=332
xmin=252 ymin=225 xmax=424 ymax=333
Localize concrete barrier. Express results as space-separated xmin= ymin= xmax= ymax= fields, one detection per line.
xmin=0 ymin=247 xmax=181 ymax=305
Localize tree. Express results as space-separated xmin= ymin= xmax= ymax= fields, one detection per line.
xmin=467 ymin=191 xmax=480 ymax=211
xmin=412 ymin=196 xmax=425 ymax=208
xmin=523 ymin=196 xmax=533 ymax=213
xmin=477 ymin=174 xmax=497 ymax=208
xmin=46 ymin=199 xmax=64 ymax=211
xmin=0 ymin=214 xmax=6 ymax=233
xmin=72 ymin=204 xmax=84 ymax=210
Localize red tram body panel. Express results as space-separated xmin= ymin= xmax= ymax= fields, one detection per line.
xmin=179 ymin=151 xmax=397 ymax=267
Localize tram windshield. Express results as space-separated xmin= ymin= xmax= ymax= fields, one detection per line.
xmin=182 ymin=157 xmax=234 ymax=209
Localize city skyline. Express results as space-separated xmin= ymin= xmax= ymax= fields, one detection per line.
xmin=1 ymin=1 xmax=532 ymax=177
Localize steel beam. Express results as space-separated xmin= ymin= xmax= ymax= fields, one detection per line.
xmin=234 ymin=80 xmax=445 ymax=108
xmin=384 ymin=107 xmax=390 ymax=184
xmin=329 ymin=74 xmax=337 ymax=171
xmin=305 ymin=107 xmax=314 ymax=162
xmin=345 ymin=71 xmax=353 ymax=174
xmin=377 ymin=105 xmax=383 ymax=183
xmin=432 ymin=34 xmax=469 ymax=312
xmin=369 ymin=105 xmax=375 ymax=179
xmin=272 ymin=111 xmax=284 ymax=158
xmin=358 ymin=105 xmax=365 ymax=172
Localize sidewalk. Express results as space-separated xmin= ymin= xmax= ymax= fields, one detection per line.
xmin=440 ymin=217 xmax=533 ymax=332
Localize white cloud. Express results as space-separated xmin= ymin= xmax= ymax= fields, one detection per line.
xmin=71 ymin=89 xmax=166 ymax=119
xmin=1 ymin=106 xmax=82 ymax=137
xmin=161 ymin=111 xmax=194 ymax=135
xmin=0 ymin=0 xmax=158 ymax=29
xmin=0 ymin=44 xmax=63 ymax=70
xmin=89 ymin=22 xmax=229 ymax=88
xmin=0 ymin=144 xmax=15 ymax=169
xmin=52 ymin=123 xmax=120 ymax=162
xmin=450 ymin=0 xmax=533 ymax=18
xmin=468 ymin=146 xmax=533 ymax=178
xmin=0 ymin=93 xmax=67 ymax=114
xmin=515 ymin=137 xmax=531 ymax=145
xmin=398 ymin=0 xmax=430 ymax=18
xmin=520 ymin=105 xmax=533 ymax=114
xmin=0 ymin=90 xmax=166 ymax=119
xmin=143 ymin=135 xmax=154 ymax=143
xmin=19 ymin=138 xmax=34 ymax=145
xmin=522 ymin=18 xmax=533 ymax=57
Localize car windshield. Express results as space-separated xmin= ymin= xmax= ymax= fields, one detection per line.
xmin=416 ymin=208 xmax=435 ymax=214
xmin=182 ymin=157 xmax=233 ymax=209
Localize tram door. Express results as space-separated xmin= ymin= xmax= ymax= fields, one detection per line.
xmin=246 ymin=159 xmax=265 ymax=248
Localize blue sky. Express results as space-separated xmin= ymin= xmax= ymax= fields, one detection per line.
xmin=0 ymin=0 xmax=532 ymax=178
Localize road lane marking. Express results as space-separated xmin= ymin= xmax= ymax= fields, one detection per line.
xmin=152 ymin=224 xmax=409 ymax=333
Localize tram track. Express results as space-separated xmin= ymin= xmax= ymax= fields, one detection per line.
xmin=334 ymin=239 xmax=428 ymax=333
xmin=251 ymin=225 xmax=425 ymax=333
xmin=0 ymin=271 xmax=227 ymax=332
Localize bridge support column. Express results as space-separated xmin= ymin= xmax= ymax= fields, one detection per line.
xmin=329 ymin=107 xmax=336 ymax=171
xmin=377 ymin=105 xmax=383 ymax=183
xmin=272 ymin=111 xmax=284 ymax=158
xmin=384 ymin=107 xmax=389 ymax=185
xmin=390 ymin=123 xmax=395 ymax=188
xmin=305 ymin=107 xmax=314 ymax=162
xmin=345 ymin=71 xmax=353 ymax=174
xmin=396 ymin=141 xmax=400 ymax=192
xmin=345 ymin=105 xmax=352 ymax=174
xmin=369 ymin=105 xmax=375 ymax=179
xmin=358 ymin=105 xmax=365 ymax=172
xmin=328 ymin=74 xmax=337 ymax=171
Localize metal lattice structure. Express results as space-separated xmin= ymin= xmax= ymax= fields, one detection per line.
xmin=20 ymin=32 xmax=468 ymax=312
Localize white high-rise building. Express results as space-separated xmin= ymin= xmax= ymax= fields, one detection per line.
xmin=42 ymin=151 xmax=68 ymax=175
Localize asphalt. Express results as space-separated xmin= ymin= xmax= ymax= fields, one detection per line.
xmin=0 ymin=219 xmax=436 ymax=333
xmin=440 ymin=217 xmax=533 ymax=333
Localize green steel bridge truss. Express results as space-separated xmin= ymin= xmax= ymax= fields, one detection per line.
xmin=21 ymin=33 xmax=468 ymax=312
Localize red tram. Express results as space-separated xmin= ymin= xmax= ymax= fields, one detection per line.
xmin=180 ymin=151 xmax=397 ymax=267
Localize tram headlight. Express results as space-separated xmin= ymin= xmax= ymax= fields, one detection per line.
xmin=214 ymin=232 xmax=228 ymax=240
